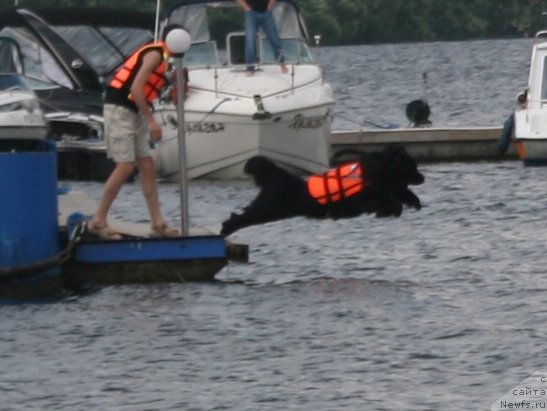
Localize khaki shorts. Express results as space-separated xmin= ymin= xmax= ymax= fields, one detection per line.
xmin=104 ymin=104 xmax=152 ymax=163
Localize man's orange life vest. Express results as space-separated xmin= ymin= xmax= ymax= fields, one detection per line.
xmin=307 ymin=162 xmax=365 ymax=205
xmin=109 ymin=42 xmax=171 ymax=103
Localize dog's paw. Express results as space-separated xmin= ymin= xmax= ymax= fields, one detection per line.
xmin=220 ymin=213 xmax=241 ymax=236
xmin=401 ymin=189 xmax=422 ymax=210
xmin=408 ymin=198 xmax=421 ymax=210
xmin=220 ymin=223 xmax=233 ymax=237
xmin=375 ymin=203 xmax=403 ymax=218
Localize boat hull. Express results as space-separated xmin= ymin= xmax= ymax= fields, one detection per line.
xmin=513 ymin=139 xmax=547 ymax=165
xmin=154 ymin=103 xmax=332 ymax=180
xmin=514 ymin=109 xmax=547 ymax=165
xmin=56 ymin=140 xmax=115 ymax=181
xmin=0 ymin=126 xmax=48 ymax=140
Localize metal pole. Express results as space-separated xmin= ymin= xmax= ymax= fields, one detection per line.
xmin=174 ymin=55 xmax=189 ymax=236
xmin=154 ymin=0 xmax=161 ymax=42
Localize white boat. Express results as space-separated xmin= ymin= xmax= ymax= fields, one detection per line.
xmin=153 ymin=0 xmax=334 ymax=179
xmin=514 ymin=31 xmax=547 ymax=165
xmin=0 ymin=73 xmax=47 ymax=142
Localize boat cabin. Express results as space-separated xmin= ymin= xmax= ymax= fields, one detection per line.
xmin=524 ymin=31 xmax=547 ymax=109
xmin=164 ymin=0 xmax=317 ymax=69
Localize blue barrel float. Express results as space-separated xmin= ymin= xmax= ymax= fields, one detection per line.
xmin=0 ymin=76 xmax=61 ymax=297
xmin=0 ymin=138 xmax=61 ymax=298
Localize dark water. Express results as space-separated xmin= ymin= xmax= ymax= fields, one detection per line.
xmin=2 ymin=39 xmax=546 ymax=411
xmin=326 ymin=38 xmax=532 ymax=130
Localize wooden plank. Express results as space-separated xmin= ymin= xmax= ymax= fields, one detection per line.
xmin=330 ymin=127 xmax=519 ymax=161
xmin=58 ymin=190 xmax=215 ymax=238
xmin=330 ymin=127 xmax=503 ymax=144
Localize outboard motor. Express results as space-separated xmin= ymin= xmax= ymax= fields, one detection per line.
xmin=405 ymin=99 xmax=431 ymax=127
xmin=405 ymin=72 xmax=432 ymax=127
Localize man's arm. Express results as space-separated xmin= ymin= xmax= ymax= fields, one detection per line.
xmin=267 ymin=0 xmax=276 ymax=11
xmin=130 ymin=49 xmax=163 ymax=141
xmin=235 ymin=0 xmax=251 ymax=12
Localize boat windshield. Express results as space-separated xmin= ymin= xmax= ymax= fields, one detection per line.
xmin=0 ymin=13 xmax=154 ymax=88
xmin=261 ymin=38 xmax=313 ymax=64
xmin=0 ymin=73 xmax=32 ymax=92
xmin=53 ymin=25 xmax=153 ymax=77
xmin=542 ymin=55 xmax=547 ymax=100
xmin=166 ymin=0 xmax=314 ymax=67
xmin=0 ymin=27 xmax=71 ymax=90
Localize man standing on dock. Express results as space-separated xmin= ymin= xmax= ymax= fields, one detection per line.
xmin=88 ymin=25 xmax=182 ymax=240
xmin=236 ymin=0 xmax=288 ymax=76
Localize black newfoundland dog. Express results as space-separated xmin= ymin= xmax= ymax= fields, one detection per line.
xmin=221 ymin=146 xmax=424 ymax=236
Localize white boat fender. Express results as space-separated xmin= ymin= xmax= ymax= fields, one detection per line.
xmin=498 ymin=113 xmax=515 ymax=154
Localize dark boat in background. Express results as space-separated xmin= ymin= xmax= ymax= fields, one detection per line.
xmin=0 ymin=7 xmax=155 ymax=180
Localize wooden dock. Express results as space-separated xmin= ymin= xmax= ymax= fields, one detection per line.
xmin=330 ymin=126 xmax=518 ymax=162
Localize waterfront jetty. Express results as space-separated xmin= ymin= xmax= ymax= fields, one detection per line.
xmin=330 ymin=127 xmax=518 ymax=162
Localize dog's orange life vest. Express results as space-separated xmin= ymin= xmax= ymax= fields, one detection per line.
xmin=307 ymin=162 xmax=365 ymax=205
xmin=109 ymin=42 xmax=171 ymax=103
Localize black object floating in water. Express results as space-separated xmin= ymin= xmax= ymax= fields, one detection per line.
xmin=405 ymin=99 xmax=431 ymax=127
xmin=406 ymin=72 xmax=431 ymax=127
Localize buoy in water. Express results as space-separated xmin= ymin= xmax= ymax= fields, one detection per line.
xmin=405 ymin=99 xmax=431 ymax=127
xmin=406 ymin=72 xmax=431 ymax=127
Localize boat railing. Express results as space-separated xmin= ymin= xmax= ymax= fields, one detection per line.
xmin=186 ymin=69 xmax=325 ymax=101
xmin=178 ymin=32 xmax=325 ymax=99
xmin=225 ymin=32 xmax=315 ymax=67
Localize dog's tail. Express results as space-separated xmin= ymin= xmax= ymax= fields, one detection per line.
xmin=244 ymin=155 xmax=289 ymax=188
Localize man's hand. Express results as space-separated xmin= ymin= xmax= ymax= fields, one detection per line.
xmin=235 ymin=0 xmax=251 ymax=12
xmin=148 ymin=118 xmax=162 ymax=141
xmin=130 ymin=49 xmax=164 ymax=141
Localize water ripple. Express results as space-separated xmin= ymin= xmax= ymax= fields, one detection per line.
xmin=2 ymin=39 xmax=545 ymax=411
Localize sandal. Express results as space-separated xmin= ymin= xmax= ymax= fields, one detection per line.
xmin=150 ymin=223 xmax=180 ymax=238
xmin=87 ymin=221 xmax=122 ymax=240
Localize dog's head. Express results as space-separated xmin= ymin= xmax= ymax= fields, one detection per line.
xmin=378 ymin=146 xmax=424 ymax=186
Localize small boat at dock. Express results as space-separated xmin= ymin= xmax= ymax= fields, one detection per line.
xmin=513 ymin=30 xmax=547 ymax=165
xmin=153 ymin=0 xmax=334 ymax=179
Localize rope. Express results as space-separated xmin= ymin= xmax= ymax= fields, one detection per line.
xmin=335 ymin=112 xmax=398 ymax=130
xmin=156 ymin=97 xmax=232 ymax=145
xmin=0 ymin=221 xmax=86 ymax=281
